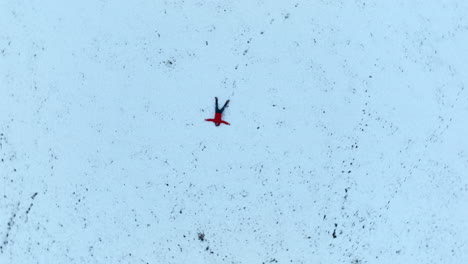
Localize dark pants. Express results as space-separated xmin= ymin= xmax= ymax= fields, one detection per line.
xmin=215 ymin=98 xmax=229 ymax=113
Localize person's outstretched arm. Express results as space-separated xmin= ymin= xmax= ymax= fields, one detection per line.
xmin=221 ymin=120 xmax=230 ymax=125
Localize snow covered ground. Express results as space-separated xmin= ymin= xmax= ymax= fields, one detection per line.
xmin=1 ymin=0 xmax=468 ymax=263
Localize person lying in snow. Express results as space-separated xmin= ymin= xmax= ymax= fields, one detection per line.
xmin=205 ymin=97 xmax=230 ymax=126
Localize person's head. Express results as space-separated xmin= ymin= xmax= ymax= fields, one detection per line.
xmin=215 ymin=122 xmax=220 ymax=126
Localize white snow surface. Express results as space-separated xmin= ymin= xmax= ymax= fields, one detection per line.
xmin=1 ymin=0 xmax=468 ymax=263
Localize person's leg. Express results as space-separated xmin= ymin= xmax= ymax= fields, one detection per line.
xmin=219 ymin=100 xmax=230 ymax=113
xmin=215 ymin=97 xmax=220 ymax=112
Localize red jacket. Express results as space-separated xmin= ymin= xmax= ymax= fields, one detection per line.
xmin=205 ymin=112 xmax=230 ymax=126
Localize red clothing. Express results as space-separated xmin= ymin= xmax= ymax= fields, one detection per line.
xmin=205 ymin=112 xmax=230 ymax=126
